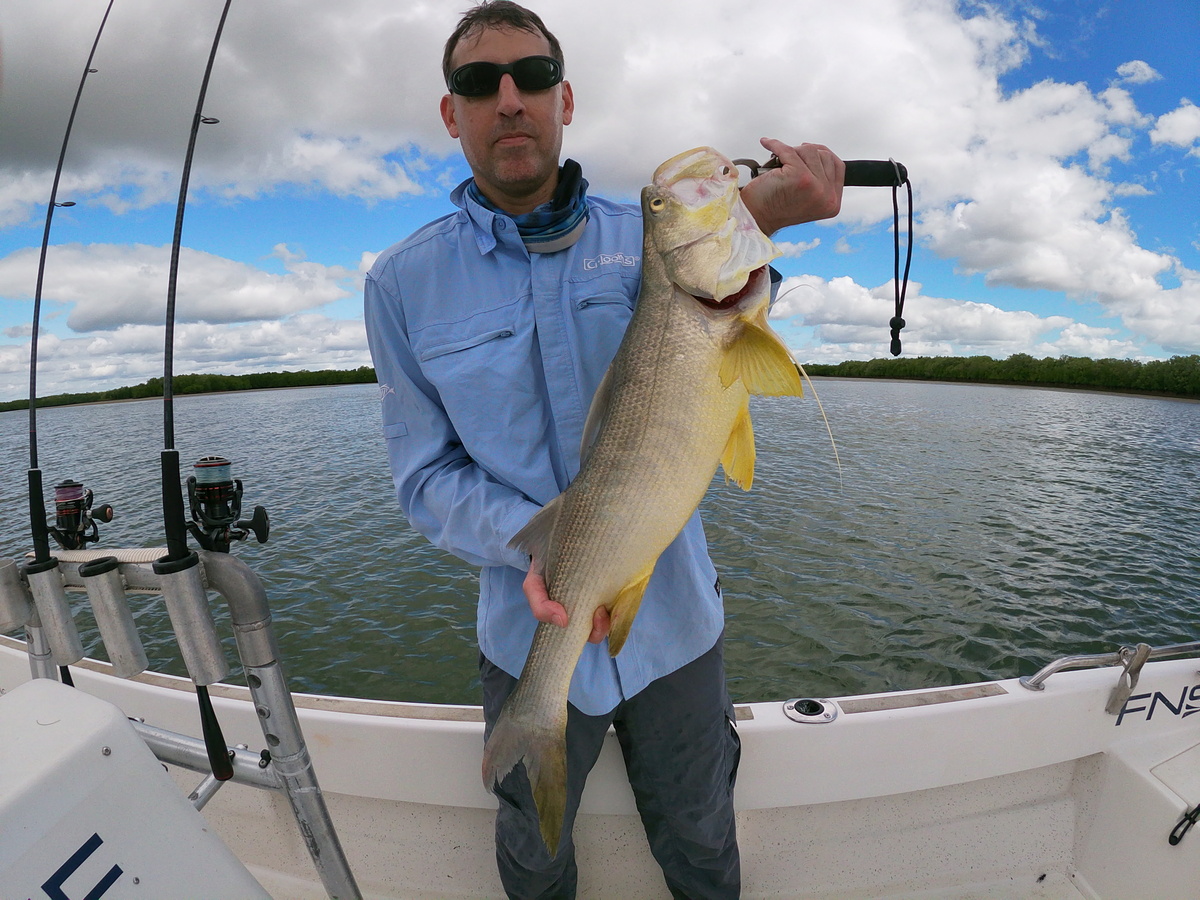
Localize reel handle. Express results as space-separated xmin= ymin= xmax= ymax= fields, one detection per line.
xmin=237 ymin=506 xmax=270 ymax=544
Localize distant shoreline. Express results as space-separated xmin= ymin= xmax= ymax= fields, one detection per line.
xmin=0 ymin=366 xmax=377 ymax=413
xmin=803 ymin=354 xmax=1199 ymax=400
xmin=3 ymin=354 xmax=1197 ymax=412
xmin=806 ymin=374 xmax=1200 ymax=403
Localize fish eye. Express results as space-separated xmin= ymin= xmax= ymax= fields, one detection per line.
xmin=649 ymin=197 xmax=665 ymax=213
xmin=719 ymin=165 xmax=730 ymax=176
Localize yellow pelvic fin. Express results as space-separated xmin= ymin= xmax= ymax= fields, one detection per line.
xmin=720 ymin=400 xmax=756 ymax=491
xmin=607 ymin=567 xmax=654 ymax=657
xmin=719 ymin=314 xmax=805 ymax=397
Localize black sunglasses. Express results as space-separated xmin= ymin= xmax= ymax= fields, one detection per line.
xmin=447 ymin=55 xmax=563 ymax=97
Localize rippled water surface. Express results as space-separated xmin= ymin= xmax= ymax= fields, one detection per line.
xmin=1 ymin=380 xmax=1197 ymax=704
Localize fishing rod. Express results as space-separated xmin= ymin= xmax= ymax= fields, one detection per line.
xmin=23 ymin=0 xmax=117 ymax=687
xmin=737 ymin=155 xmax=913 ymax=355
xmin=153 ymin=0 xmax=237 ymax=783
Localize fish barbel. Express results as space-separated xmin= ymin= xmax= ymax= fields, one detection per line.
xmin=483 ymin=146 xmax=805 ymax=852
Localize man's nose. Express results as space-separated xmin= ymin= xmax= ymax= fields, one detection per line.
xmin=495 ymin=73 xmax=525 ymax=116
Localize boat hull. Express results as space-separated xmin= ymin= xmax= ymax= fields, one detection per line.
xmin=2 ymin=633 xmax=1198 ymax=899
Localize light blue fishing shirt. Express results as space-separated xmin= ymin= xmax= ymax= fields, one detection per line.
xmin=364 ymin=178 xmax=725 ymax=716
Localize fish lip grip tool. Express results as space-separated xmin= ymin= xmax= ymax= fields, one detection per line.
xmin=734 ymin=154 xmax=913 ymax=356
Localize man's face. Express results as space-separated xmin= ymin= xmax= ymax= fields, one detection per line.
xmin=440 ymin=26 xmax=574 ymax=215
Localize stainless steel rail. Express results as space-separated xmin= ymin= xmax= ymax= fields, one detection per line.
xmin=132 ymin=719 xmax=281 ymax=790
xmin=1019 ymin=640 xmax=1200 ymax=692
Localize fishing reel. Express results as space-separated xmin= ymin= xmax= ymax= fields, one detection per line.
xmin=48 ymin=478 xmax=113 ymax=551
xmin=186 ymin=455 xmax=269 ymax=553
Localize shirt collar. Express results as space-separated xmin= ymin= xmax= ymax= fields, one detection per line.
xmin=450 ymin=162 xmax=590 ymax=256
xmin=451 ymin=178 xmax=506 ymax=256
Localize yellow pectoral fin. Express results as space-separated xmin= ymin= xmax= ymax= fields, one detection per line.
xmin=719 ymin=321 xmax=804 ymax=397
xmin=721 ymin=401 xmax=756 ymax=491
xmin=607 ymin=567 xmax=654 ymax=657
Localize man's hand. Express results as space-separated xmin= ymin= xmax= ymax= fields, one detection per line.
xmin=523 ymin=568 xmax=610 ymax=643
xmin=740 ymin=138 xmax=844 ymax=237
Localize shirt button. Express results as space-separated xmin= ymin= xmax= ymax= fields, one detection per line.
xmin=497 ymin=220 xmax=507 ymax=230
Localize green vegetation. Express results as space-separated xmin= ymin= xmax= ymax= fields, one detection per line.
xmin=805 ymin=354 xmax=1200 ymax=398
xmin=0 ymin=366 xmax=378 ymax=412
xmin=3 ymin=354 xmax=1198 ymax=413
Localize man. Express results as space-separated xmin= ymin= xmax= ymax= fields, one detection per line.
xmin=364 ymin=3 xmax=844 ymax=897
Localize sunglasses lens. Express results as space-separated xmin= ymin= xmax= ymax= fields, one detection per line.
xmin=449 ymin=57 xmax=562 ymax=96
xmin=450 ymin=63 xmax=501 ymax=96
xmin=512 ymin=57 xmax=561 ymax=91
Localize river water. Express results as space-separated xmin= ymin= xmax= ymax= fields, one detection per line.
xmin=1 ymin=380 xmax=1197 ymax=705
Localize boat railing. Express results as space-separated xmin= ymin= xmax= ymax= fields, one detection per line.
xmin=1020 ymin=639 xmax=1200 ymax=715
xmin=0 ymin=547 xmax=361 ymax=900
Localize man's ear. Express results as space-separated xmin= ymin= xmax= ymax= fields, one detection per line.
xmin=440 ymin=93 xmax=460 ymax=139
xmin=561 ymin=80 xmax=574 ymax=127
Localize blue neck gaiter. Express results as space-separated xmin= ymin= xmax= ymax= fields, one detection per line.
xmin=468 ymin=159 xmax=590 ymax=253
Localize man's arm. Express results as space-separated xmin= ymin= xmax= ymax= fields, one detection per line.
xmin=740 ymin=138 xmax=845 ymax=237
xmin=364 ymin=269 xmax=541 ymax=571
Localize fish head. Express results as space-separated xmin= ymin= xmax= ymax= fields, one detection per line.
xmin=642 ymin=147 xmax=780 ymax=307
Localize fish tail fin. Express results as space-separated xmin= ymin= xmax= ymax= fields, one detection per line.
xmin=482 ymin=705 xmax=568 ymax=853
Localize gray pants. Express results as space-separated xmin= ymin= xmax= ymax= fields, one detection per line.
xmin=481 ymin=636 xmax=741 ymax=900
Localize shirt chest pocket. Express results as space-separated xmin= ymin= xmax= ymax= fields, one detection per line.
xmin=417 ymin=324 xmax=515 ymax=363
xmin=410 ymin=303 xmax=538 ymax=439
xmin=412 ymin=303 xmax=523 ymax=367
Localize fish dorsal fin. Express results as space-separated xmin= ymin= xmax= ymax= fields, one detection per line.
xmin=719 ymin=316 xmax=804 ymax=397
xmin=579 ymin=368 xmax=614 ymax=466
xmin=508 ymin=494 xmax=565 ymax=572
xmin=607 ymin=566 xmax=654 ymax=657
xmin=721 ymin=399 xmax=756 ymax=491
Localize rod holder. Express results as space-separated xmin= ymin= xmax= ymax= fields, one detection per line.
xmin=152 ymin=551 xmax=229 ymax=686
xmin=23 ymin=558 xmax=83 ymax=666
xmin=0 ymin=558 xmax=33 ymax=633
xmin=24 ymin=610 xmax=56 ymax=681
xmin=79 ymin=555 xmax=148 ymax=678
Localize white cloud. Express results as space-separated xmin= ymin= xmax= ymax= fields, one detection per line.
xmin=769 ymin=274 xmax=1150 ymax=362
xmin=1113 ymin=183 xmax=1153 ymax=197
xmin=1115 ymin=60 xmax=1161 ymax=85
xmin=1150 ymin=100 xmax=1200 ymax=152
xmin=0 ymin=315 xmax=370 ymax=398
xmin=1035 ymin=322 xmax=1142 ymax=359
xmin=0 ymin=0 xmax=452 ymax=222
xmin=0 ymin=243 xmax=358 ymax=332
xmin=774 ymin=239 xmax=820 ymax=258
xmin=772 ymin=273 xmax=1075 ymax=350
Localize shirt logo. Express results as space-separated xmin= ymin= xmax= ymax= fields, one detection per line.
xmin=378 ymin=383 xmax=395 ymax=401
xmin=582 ymin=252 xmax=639 ymax=271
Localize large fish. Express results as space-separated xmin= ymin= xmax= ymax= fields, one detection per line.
xmin=483 ymin=146 xmax=805 ymax=851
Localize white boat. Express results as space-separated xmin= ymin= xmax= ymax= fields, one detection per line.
xmin=2 ymin=547 xmax=1198 ymax=900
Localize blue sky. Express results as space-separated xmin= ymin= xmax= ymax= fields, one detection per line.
xmin=0 ymin=0 xmax=1197 ymax=401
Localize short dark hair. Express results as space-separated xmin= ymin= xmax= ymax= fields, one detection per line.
xmin=442 ymin=2 xmax=564 ymax=84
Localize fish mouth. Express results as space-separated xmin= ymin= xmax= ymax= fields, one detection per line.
xmin=690 ymin=265 xmax=769 ymax=310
